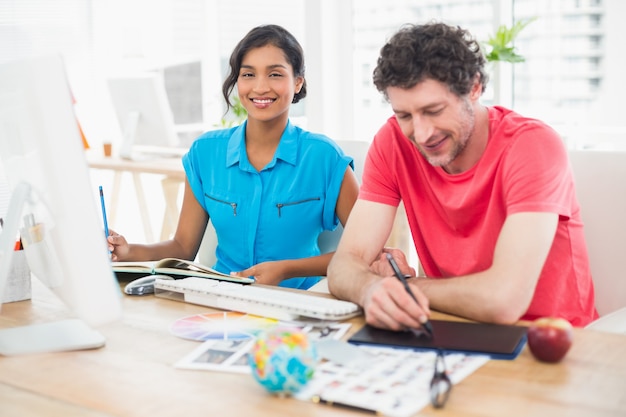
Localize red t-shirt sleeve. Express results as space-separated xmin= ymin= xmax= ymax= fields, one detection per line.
xmin=360 ymin=117 xmax=404 ymax=207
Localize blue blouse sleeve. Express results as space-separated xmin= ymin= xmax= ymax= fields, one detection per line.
xmin=182 ymin=142 xmax=207 ymax=211
xmin=319 ymin=139 xmax=354 ymax=231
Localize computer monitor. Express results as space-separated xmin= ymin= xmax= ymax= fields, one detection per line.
xmin=162 ymin=60 xmax=205 ymax=147
xmin=0 ymin=54 xmax=123 ymax=355
xmin=107 ymin=73 xmax=181 ymax=160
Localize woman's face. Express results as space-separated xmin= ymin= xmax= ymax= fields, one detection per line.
xmin=237 ymin=44 xmax=304 ymax=124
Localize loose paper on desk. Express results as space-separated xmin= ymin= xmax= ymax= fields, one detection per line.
xmin=173 ymin=312 xmax=351 ymax=374
xmin=295 ymin=345 xmax=489 ymax=417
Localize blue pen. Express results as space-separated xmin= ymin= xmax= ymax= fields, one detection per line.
xmin=99 ymin=186 xmax=110 ymax=240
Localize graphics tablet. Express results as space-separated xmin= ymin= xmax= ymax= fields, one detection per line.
xmin=348 ymin=320 xmax=527 ymax=360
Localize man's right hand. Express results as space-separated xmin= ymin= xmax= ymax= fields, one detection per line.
xmin=362 ymin=261 xmax=430 ymax=332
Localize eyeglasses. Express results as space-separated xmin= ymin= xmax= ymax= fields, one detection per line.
xmin=430 ymin=350 xmax=452 ymax=409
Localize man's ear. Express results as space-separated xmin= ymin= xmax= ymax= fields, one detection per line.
xmin=469 ymin=73 xmax=483 ymax=100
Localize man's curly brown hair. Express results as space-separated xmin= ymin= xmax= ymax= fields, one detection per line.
xmin=373 ymin=22 xmax=488 ymax=99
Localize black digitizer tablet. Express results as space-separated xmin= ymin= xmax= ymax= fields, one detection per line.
xmin=348 ymin=320 xmax=528 ymax=360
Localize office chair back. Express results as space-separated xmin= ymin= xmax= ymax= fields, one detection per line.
xmin=568 ymin=150 xmax=626 ymax=328
xmin=197 ymin=140 xmax=371 ymax=267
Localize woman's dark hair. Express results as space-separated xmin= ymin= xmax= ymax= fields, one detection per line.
xmin=373 ymin=22 xmax=488 ymax=99
xmin=222 ymin=24 xmax=307 ymax=111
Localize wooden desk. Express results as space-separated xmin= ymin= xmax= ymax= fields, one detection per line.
xmin=2 ymin=283 xmax=626 ymax=417
xmin=87 ymin=152 xmax=185 ymax=242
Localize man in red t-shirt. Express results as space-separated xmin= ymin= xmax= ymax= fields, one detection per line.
xmin=328 ymin=22 xmax=597 ymax=329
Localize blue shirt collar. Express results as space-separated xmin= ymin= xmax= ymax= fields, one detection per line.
xmin=226 ymin=120 xmax=298 ymax=170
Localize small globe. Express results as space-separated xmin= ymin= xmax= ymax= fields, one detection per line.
xmin=248 ymin=327 xmax=317 ymax=395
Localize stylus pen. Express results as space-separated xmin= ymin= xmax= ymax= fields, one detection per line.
xmin=99 ymin=185 xmax=110 ymax=240
xmin=386 ymin=253 xmax=434 ymax=338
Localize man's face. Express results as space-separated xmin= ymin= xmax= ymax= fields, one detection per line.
xmin=387 ymin=79 xmax=477 ymax=173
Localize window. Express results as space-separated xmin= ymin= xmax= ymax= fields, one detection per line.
xmin=3 ymin=0 xmax=624 ymax=150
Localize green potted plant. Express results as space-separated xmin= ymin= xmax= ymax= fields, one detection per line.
xmin=218 ymin=95 xmax=247 ymax=127
xmin=483 ymin=17 xmax=536 ymax=105
xmin=484 ymin=17 xmax=536 ymax=64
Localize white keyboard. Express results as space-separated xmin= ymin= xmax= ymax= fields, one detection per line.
xmin=154 ymin=277 xmax=362 ymax=321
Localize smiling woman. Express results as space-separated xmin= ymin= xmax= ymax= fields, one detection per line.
xmin=107 ymin=24 xmax=360 ymax=291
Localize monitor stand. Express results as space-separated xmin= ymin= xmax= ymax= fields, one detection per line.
xmin=117 ymin=111 xmax=185 ymax=161
xmin=0 ymin=183 xmax=106 ymax=356
xmin=118 ymin=111 xmax=141 ymax=160
xmin=0 ymin=319 xmax=105 ymax=356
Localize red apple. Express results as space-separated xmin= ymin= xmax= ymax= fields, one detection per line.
xmin=527 ymin=317 xmax=573 ymax=363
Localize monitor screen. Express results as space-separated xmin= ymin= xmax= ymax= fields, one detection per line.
xmin=162 ymin=61 xmax=205 ymax=147
xmin=107 ymin=73 xmax=181 ymax=159
xmin=0 ymin=54 xmax=123 ymax=355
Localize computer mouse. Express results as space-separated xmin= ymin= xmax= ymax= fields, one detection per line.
xmin=124 ymin=275 xmax=174 ymax=296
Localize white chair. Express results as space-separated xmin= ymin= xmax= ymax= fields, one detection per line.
xmin=197 ymin=220 xmax=219 ymax=268
xmin=197 ymin=140 xmax=371 ymax=270
xmin=585 ymin=307 xmax=626 ymax=334
xmin=568 ymin=150 xmax=626 ymax=332
xmin=333 ymin=139 xmax=370 ymax=184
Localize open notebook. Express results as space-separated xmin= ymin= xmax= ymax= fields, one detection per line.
xmin=112 ymin=258 xmax=253 ymax=284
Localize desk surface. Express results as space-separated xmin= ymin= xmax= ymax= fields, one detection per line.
xmin=87 ymin=153 xmax=186 ymax=180
xmin=1 ymin=283 xmax=626 ymax=417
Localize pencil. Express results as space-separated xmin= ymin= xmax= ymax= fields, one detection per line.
xmin=386 ymin=253 xmax=434 ymax=338
xmin=99 ymin=185 xmax=110 ymax=239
